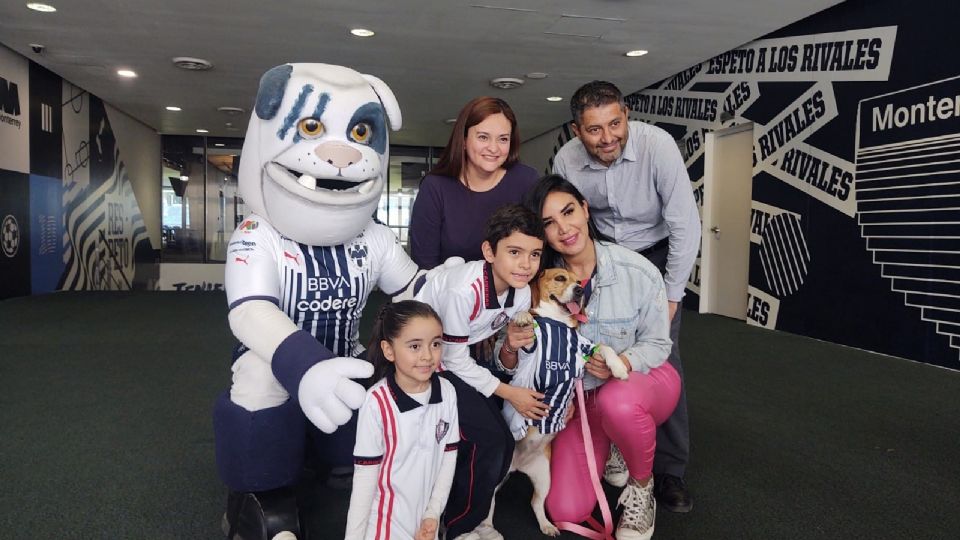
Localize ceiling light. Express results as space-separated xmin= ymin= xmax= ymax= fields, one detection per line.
xmin=215 ymin=143 xmax=225 ymax=147
xmin=117 ymin=69 xmax=137 ymax=78
xmin=26 ymin=3 xmax=56 ymax=12
xmin=526 ymin=72 xmax=549 ymax=80
xmin=444 ymin=118 xmax=457 ymax=124
xmin=546 ymin=96 xmax=563 ymax=102
xmin=196 ymin=129 xmax=208 ymax=133
xmin=180 ymin=175 xmax=190 ymax=181
xmin=625 ymin=50 xmax=648 ymax=57
xmin=350 ymin=28 xmax=375 ymax=37
xmin=166 ymin=106 xmax=181 ymax=112
xmin=217 ymin=106 xmax=245 ymax=115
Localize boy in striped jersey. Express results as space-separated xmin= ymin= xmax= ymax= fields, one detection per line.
xmin=415 ymin=204 xmax=547 ymax=540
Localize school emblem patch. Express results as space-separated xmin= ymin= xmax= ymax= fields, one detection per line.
xmin=435 ymin=419 xmax=450 ymax=443
xmin=491 ymin=312 xmax=509 ymax=331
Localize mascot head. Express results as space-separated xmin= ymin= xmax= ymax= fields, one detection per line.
xmin=238 ymin=63 xmax=401 ymax=246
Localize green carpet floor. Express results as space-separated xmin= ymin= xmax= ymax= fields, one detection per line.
xmin=1 ymin=291 xmax=958 ymax=539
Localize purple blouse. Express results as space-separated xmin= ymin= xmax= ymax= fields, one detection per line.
xmin=409 ymin=162 xmax=539 ymax=269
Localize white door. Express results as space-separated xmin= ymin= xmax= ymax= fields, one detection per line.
xmin=699 ymin=123 xmax=754 ymax=319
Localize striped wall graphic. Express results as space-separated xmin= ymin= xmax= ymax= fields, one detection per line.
xmin=546 ymin=123 xmax=573 ymax=175
xmin=759 ymin=213 xmax=810 ymax=296
xmin=60 ymin=152 xmax=149 ymax=290
xmin=856 ymin=74 xmax=960 ymax=356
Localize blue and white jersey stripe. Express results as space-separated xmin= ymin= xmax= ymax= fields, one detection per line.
xmin=226 ymin=217 xmax=417 ymax=359
xmin=504 ymin=316 xmax=590 ymax=439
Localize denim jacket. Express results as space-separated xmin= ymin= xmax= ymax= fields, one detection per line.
xmin=576 ymin=241 xmax=673 ymax=391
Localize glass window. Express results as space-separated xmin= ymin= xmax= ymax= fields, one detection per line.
xmin=379 ymin=145 xmax=442 ymax=249
xmin=205 ymin=138 xmax=243 ymax=262
xmin=160 ymin=135 xmax=242 ymax=263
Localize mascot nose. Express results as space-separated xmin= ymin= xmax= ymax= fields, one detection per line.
xmin=315 ymin=141 xmax=362 ymax=169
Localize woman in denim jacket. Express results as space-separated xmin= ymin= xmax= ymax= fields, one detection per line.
xmin=524 ymin=174 xmax=681 ymax=540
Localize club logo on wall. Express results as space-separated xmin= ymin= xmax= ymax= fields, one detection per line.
xmin=1 ymin=214 xmax=20 ymax=257
xmin=0 ymin=76 xmax=23 ymax=129
xmin=856 ymin=74 xmax=960 ymax=356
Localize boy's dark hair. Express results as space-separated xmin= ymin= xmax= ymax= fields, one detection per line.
xmin=484 ymin=204 xmax=544 ymax=253
xmin=570 ymin=80 xmax=625 ymax=124
xmin=366 ymin=300 xmax=442 ymax=385
xmin=523 ymin=174 xmax=613 ymax=268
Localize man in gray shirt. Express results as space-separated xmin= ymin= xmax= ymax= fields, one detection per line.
xmin=553 ymin=80 xmax=701 ymax=513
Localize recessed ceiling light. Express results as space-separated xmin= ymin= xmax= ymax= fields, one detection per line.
xmin=196 ymin=129 xmax=209 ymax=133
xmin=217 ymin=106 xmax=245 ymax=115
xmin=625 ymin=50 xmax=648 ymax=57
xmin=26 ymin=3 xmax=56 ymax=12
xmin=546 ymin=96 xmax=563 ymax=102
xmin=215 ymin=143 xmax=225 ymax=147
xmin=444 ymin=118 xmax=457 ymax=124
xmin=350 ymin=28 xmax=375 ymax=37
xmin=526 ymin=72 xmax=549 ymax=80
xmin=166 ymin=106 xmax=181 ymax=112
xmin=117 ymin=69 xmax=137 ymax=78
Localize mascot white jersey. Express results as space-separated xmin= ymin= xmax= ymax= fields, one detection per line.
xmin=214 ymin=63 xmax=418 ymax=540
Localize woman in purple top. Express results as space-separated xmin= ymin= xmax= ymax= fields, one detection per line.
xmin=409 ymin=96 xmax=539 ymax=269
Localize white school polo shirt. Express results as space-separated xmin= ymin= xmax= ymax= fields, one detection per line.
xmin=353 ymin=373 xmax=459 ymax=540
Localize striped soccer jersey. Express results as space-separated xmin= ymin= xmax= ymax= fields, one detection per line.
xmin=225 ymin=214 xmax=417 ymax=357
xmin=503 ymin=316 xmax=590 ymax=440
xmin=415 ymin=260 xmax=531 ymax=397
xmin=353 ymin=373 xmax=459 ymax=540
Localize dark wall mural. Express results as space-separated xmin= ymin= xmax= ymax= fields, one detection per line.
xmin=0 ymin=44 xmax=156 ymax=298
xmin=629 ymin=0 xmax=960 ymax=367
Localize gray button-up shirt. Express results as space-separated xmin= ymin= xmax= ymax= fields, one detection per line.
xmin=554 ymin=121 xmax=701 ymax=302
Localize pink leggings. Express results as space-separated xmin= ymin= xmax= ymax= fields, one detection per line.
xmin=545 ymin=362 xmax=681 ymax=523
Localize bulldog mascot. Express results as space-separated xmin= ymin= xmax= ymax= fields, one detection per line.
xmin=214 ymin=63 xmax=419 ymax=540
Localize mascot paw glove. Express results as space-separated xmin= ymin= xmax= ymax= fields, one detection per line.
xmin=428 ymin=256 xmax=465 ymax=280
xmin=298 ymin=357 xmax=374 ymax=433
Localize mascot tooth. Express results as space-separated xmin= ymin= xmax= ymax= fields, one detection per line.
xmin=214 ymin=63 xmax=421 ymax=540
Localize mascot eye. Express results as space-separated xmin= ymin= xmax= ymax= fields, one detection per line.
xmin=298 ymin=118 xmax=325 ymax=138
xmin=350 ymin=122 xmax=372 ymax=144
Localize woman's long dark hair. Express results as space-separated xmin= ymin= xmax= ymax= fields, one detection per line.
xmin=523 ymin=174 xmax=613 ymax=268
xmin=430 ymin=96 xmax=521 ymax=183
xmin=366 ymin=300 xmax=443 ymax=385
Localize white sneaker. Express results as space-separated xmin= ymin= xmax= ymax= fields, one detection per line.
xmin=615 ymin=477 xmax=655 ymax=540
xmin=604 ymin=444 xmax=629 ymax=488
xmin=472 ymin=524 xmax=504 ymax=540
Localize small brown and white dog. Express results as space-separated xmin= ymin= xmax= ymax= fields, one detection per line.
xmin=482 ymin=268 xmax=629 ymax=536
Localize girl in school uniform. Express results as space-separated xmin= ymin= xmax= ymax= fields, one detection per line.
xmin=345 ymin=301 xmax=460 ymax=540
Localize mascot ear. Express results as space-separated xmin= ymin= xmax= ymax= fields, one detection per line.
xmin=362 ymin=74 xmax=402 ymax=131
xmin=255 ymin=64 xmax=293 ymax=120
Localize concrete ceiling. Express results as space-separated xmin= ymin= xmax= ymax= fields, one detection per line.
xmin=0 ymin=0 xmax=841 ymax=146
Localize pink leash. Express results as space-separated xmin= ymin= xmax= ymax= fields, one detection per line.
xmin=554 ymin=379 xmax=615 ymax=539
